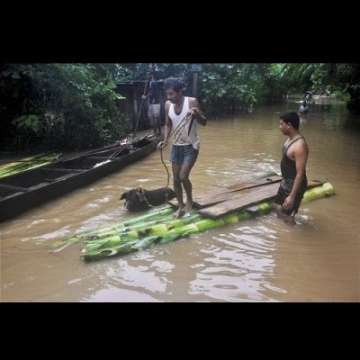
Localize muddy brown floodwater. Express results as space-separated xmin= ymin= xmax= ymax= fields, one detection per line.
xmin=1 ymin=101 xmax=360 ymax=302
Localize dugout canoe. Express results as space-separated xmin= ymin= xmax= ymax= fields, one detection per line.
xmin=0 ymin=134 xmax=161 ymax=222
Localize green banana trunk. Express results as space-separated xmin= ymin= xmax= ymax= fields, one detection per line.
xmin=81 ymin=182 xmax=335 ymax=262
xmin=0 ymin=153 xmax=61 ymax=179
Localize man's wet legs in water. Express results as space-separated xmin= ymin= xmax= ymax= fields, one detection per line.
xmin=171 ymin=145 xmax=198 ymax=218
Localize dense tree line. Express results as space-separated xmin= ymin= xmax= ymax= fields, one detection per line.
xmin=1 ymin=63 xmax=359 ymax=152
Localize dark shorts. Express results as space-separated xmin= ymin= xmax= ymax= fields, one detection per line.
xmin=274 ymin=179 xmax=307 ymax=215
xmin=171 ymin=145 xmax=199 ymax=165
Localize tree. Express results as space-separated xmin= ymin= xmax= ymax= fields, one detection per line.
xmin=281 ymin=63 xmax=360 ymax=114
xmin=0 ymin=64 xmax=128 ymax=150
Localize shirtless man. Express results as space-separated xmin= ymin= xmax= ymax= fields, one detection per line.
xmin=274 ymin=112 xmax=309 ymax=225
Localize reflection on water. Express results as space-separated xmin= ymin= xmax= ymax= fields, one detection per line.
xmin=1 ymin=101 xmax=360 ymax=302
xmin=189 ymin=222 xmax=279 ymax=302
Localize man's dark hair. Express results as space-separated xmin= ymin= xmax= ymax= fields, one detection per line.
xmin=280 ymin=111 xmax=300 ymax=130
xmin=164 ymin=77 xmax=185 ymax=92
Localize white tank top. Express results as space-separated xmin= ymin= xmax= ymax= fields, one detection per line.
xmin=168 ymin=97 xmax=200 ymax=149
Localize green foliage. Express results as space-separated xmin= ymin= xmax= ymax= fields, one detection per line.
xmin=199 ymin=64 xmax=263 ymax=114
xmin=1 ymin=64 xmax=129 ymax=150
xmin=116 ymin=63 xmax=190 ymax=81
xmin=1 ymin=62 xmax=359 ymax=151
xmin=13 ymin=114 xmax=42 ymax=134
xmin=281 ymin=63 xmax=360 ymax=114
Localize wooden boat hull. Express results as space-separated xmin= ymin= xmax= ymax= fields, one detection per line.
xmin=0 ymin=136 xmax=160 ymax=222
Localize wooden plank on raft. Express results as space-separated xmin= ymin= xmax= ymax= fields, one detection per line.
xmin=199 ymin=180 xmax=324 ymax=218
xmin=197 ymin=175 xmax=282 ymax=206
xmin=225 ymin=175 xmax=281 ymax=191
xmin=199 ymin=182 xmax=280 ymax=218
xmin=168 ymin=175 xmax=282 ymax=209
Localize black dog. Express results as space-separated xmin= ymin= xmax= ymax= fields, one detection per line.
xmin=120 ymin=187 xmax=176 ymax=212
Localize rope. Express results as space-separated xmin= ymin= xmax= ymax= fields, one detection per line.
xmin=172 ymin=113 xmax=192 ymax=144
xmin=158 ymin=112 xmax=193 ymax=191
xmin=127 ymin=111 xmax=194 ymax=209
xmin=160 ymin=145 xmax=170 ymax=189
xmin=134 ymin=135 xmax=172 ymax=209
xmin=158 ymin=114 xmax=191 ymax=188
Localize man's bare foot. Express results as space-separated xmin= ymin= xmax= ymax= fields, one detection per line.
xmin=184 ymin=201 xmax=193 ymax=214
xmin=174 ymin=206 xmax=185 ymax=218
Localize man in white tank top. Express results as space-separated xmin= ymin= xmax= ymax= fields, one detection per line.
xmin=158 ymin=78 xmax=207 ymax=218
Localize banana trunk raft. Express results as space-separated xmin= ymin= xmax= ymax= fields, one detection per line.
xmin=63 ymin=182 xmax=335 ymax=262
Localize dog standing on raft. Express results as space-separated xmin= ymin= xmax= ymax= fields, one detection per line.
xmin=120 ymin=187 xmax=176 ymax=212
xmin=158 ymin=78 xmax=207 ymax=218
